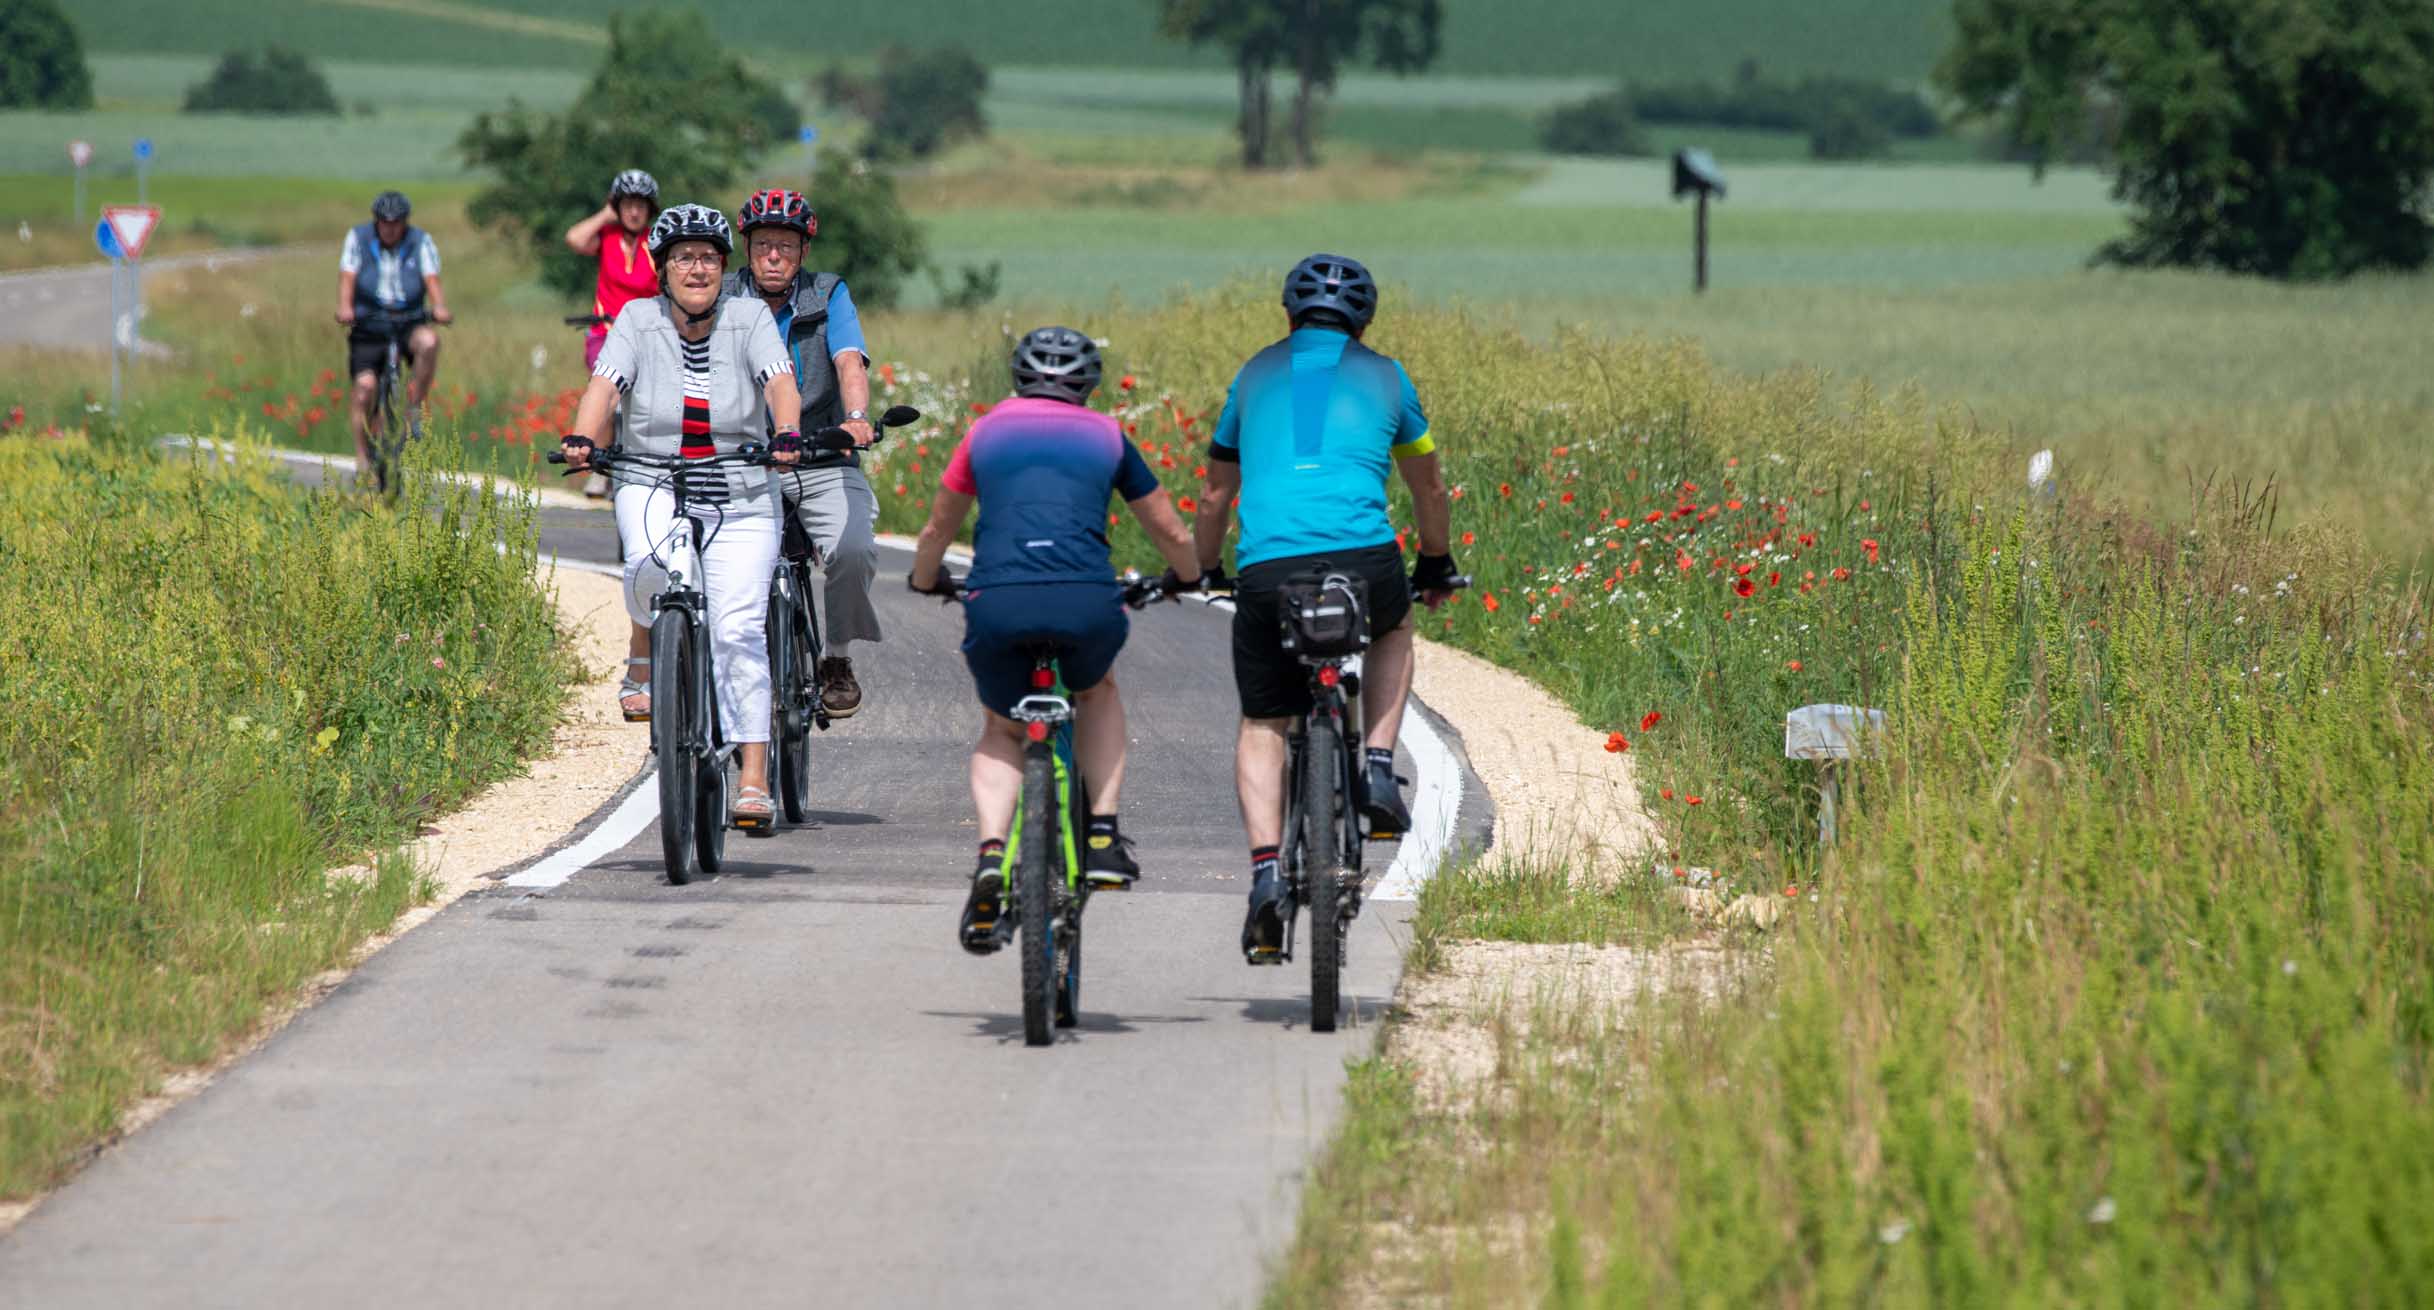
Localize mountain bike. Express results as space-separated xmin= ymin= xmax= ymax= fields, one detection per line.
xmin=360 ymin=312 xmax=432 ymax=498
xmin=549 ymin=442 xmax=783 ymax=883
xmin=765 ymin=405 xmax=921 ymax=823
xmin=944 ymin=571 xmax=1175 ymax=1047
xmin=1221 ymin=567 xmax=1468 ymax=1032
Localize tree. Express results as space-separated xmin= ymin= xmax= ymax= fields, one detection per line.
xmin=802 ymin=149 xmax=929 ymax=309
xmin=819 ymin=46 xmax=991 ymax=162
xmin=1940 ymin=0 xmax=2434 ymax=279
xmin=1281 ymin=0 xmax=1443 ymax=167
xmin=1539 ymin=89 xmax=1648 ymax=158
xmin=0 ymin=0 xmax=93 ymax=110
xmin=459 ymin=8 xmax=800 ymax=297
xmin=182 ymin=46 xmax=339 ymax=115
xmin=1158 ymin=0 xmax=1290 ymax=168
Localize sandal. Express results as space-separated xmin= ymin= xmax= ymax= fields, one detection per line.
xmin=618 ymin=657 xmax=650 ymax=722
xmin=732 ymin=785 xmax=774 ymax=832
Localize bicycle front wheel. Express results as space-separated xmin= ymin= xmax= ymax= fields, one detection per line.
xmin=1017 ymin=747 xmax=1058 ymax=1048
xmin=1302 ymin=714 xmax=1346 ymax=1033
xmin=771 ymin=591 xmax=813 ymax=823
xmin=652 ymin=608 xmax=696 ymax=884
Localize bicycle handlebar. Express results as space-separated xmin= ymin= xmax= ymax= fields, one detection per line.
xmin=544 ymin=445 xmax=782 ymax=477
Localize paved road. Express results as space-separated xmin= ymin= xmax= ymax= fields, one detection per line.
xmin=0 ymin=248 xmax=289 ymax=352
xmin=0 ymin=483 xmax=1490 ymax=1308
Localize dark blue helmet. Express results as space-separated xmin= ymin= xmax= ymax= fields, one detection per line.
xmin=1282 ymin=253 xmax=1377 ymax=330
xmin=370 ymin=190 xmax=411 ymax=222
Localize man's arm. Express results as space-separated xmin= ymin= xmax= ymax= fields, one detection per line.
xmin=835 ymin=350 xmax=874 ymax=446
xmin=1195 ymin=459 xmax=1241 ymax=575
xmin=1396 ymin=450 xmax=1451 ymax=556
xmin=336 ymin=270 xmax=358 ymax=326
xmin=1127 ymin=490 xmax=1202 ymax=585
xmin=422 ymin=273 xmax=452 ymax=325
xmin=909 ymin=490 xmax=974 ymax=591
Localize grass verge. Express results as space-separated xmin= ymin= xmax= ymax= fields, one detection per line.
xmin=0 ymin=431 xmax=569 ymax=1199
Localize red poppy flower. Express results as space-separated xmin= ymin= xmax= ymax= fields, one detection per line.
xmin=1685 ymin=795 xmax=1703 ymax=806
xmin=1560 ymin=491 xmax=1574 ymax=505
xmin=1177 ymin=495 xmax=1198 ymax=513
xmin=1603 ymin=732 xmax=1627 ymax=753
xmin=1460 ymin=531 xmax=1475 ymax=546
xmin=1659 ymin=787 xmax=1674 ymax=800
xmin=1119 ymin=375 xmax=1136 ymax=391
xmin=1641 ymin=711 xmax=1662 ymax=731
xmin=1862 ymin=538 xmax=1880 ymax=564
xmin=1734 ymin=578 xmax=1755 ymax=598
xmin=1767 ymin=571 xmax=1780 ymax=587
xmin=1784 ymin=884 xmax=1800 ymax=897
xmin=1786 ymin=659 xmax=1803 ymax=672
xmin=1833 ymin=567 xmax=1852 ymax=581
xmin=1859 ymin=499 xmax=1871 ymax=511
xmin=1726 ymin=499 xmax=1742 ymax=510
xmin=1499 ymin=483 xmax=1513 ymax=497
xmin=1481 ymin=592 xmax=1501 ymax=612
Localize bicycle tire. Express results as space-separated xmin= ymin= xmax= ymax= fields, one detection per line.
xmin=695 ymin=748 xmax=727 ymax=874
xmin=1056 ymin=752 xmax=1088 ymax=1027
xmin=1303 ymin=714 xmax=1345 ymax=1033
xmin=652 ymin=609 xmax=695 ymax=884
xmin=1017 ymin=748 xmax=1057 ymax=1047
xmin=370 ymin=350 xmax=403 ymax=497
xmin=1056 ymin=910 xmax=1082 ymax=1029
xmin=781 ymin=594 xmax=815 ymax=823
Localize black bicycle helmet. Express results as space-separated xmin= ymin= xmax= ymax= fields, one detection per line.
xmin=648 ymin=203 xmax=733 ymax=259
xmin=370 ymin=190 xmax=412 ymax=222
xmin=608 ymin=169 xmax=659 ymax=204
xmin=1010 ymin=326 xmax=1103 ymax=405
xmin=1282 ymin=253 xmax=1377 ymax=331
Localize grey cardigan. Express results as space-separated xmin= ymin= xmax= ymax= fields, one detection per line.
xmin=592 ymin=296 xmax=794 ymax=511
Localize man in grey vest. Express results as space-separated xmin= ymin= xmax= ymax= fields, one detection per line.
xmin=336 ymin=189 xmax=452 ymax=471
xmin=724 ymin=187 xmax=882 ymax=718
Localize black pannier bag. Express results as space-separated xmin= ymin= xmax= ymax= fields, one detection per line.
xmin=1278 ymin=569 xmax=1369 ymax=658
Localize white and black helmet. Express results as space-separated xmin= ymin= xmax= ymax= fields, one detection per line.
xmin=1010 ymin=326 xmax=1103 ymax=404
xmin=608 ymin=169 xmax=659 ymax=203
xmin=647 ymin=203 xmax=732 ymax=259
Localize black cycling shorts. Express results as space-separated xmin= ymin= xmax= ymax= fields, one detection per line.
xmin=347 ymin=323 xmax=425 ymax=380
xmin=1229 ymin=541 xmax=1411 ymax=720
xmin=962 ymin=581 xmax=1131 ymax=717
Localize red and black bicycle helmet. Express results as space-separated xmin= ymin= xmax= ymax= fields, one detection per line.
xmin=737 ymin=188 xmax=816 ymax=240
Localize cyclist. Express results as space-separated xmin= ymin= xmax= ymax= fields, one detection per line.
xmin=905 ymin=327 xmax=1203 ymax=954
xmin=722 ymin=188 xmax=883 ymax=721
xmin=564 ymin=169 xmax=663 ymax=498
xmin=558 ymin=204 xmax=805 ymax=828
xmin=1190 ymin=254 xmax=1459 ymax=959
xmin=336 ymin=190 xmax=451 ymax=473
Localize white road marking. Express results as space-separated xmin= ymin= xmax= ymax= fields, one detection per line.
xmin=501 ymin=779 xmax=662 ymax=889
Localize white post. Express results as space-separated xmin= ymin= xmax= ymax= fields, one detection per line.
xmin=73 ymin=162 xmax=87 ymax=227
xmin=108 ymin=258 xmax=124 ymax=416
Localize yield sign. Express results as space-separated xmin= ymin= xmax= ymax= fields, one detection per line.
xmin=67 ymin=139 xmax=92 ymax=168
xmin=103 ymin=205 xmax=161 ymax=260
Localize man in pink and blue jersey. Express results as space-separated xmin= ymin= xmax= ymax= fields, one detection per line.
xmin=908 ymin=327 xmax=1203 ymax=954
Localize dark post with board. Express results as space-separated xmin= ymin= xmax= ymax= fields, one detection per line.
xmin=1671 ymin=148 xmax=1726 ymax=293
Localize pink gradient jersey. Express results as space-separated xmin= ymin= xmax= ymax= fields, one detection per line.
xmin=943 ymin=396 xmax=1160 ymax=588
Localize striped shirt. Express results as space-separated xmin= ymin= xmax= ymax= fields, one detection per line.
xmin=590 ymin=297 xmax=794 ymax=514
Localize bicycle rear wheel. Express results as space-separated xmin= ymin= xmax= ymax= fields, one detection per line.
xmin=369 ymin=353 xmax=403 ymax=497
xmin=1302 ymin=714 xmax=1346 ymax=1033
xmin=652 ymin=609 xmax=696 ymax=884
xmin=1017 ymin=748 xmax=1057 ymax=1047
xmin=694 ymin=748 xmax=728 ymax=873
xmin=771 ymin=591 xmax=813 ymax=824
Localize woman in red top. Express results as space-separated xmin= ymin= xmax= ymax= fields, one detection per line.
xmin=563 ymin=169 xmax=661 ymax=371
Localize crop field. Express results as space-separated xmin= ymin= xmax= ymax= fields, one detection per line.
xmin=71 ymin=0 xmax=1953 ymax=83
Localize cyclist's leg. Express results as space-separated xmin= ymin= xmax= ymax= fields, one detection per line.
xmin=344 ymin=331 xmax=382 ymax=468
xmin=404 ymin=322 xmax=442 ymax=415
xmin=793 ymin=464 xmax=883 ymax=715
xmin=1229 ymin=565 xmax=1312 ymax=851
xmin=581 ymin=332 xmax=612 ymax=497
xmin=1348 ymin=543 xmax=1417 ymax=830
xmin=613 ymin=483 xmax=676 ymax=714
xmin=970 ymin=710 xmax=1026 ymax=842
xmin=957 ymin=594 xmax=1038 ymax=949
xmin=701 ymin=506 xmax=779 ymax=803
xmin=1056 ymin=584 xmax=1132 ymax=815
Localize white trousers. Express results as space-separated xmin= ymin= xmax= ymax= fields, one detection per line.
xmin=615 ymin=485 xmax=777 ymax=745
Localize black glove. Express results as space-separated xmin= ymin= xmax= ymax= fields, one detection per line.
xmin=1155 ymin=566 xmax=1202 ymax=600
xmin=1200 ymin=564 xmax=1235 ymax=595
xmin=1411 ymin=552 xmax=1459 ymax=593
xmin=770 ymin=427 xmax=803 ymax=455
xmin=907 ymin=569 xmax=961 ymax=601
xmin=558 ymin=434 xmax=595 ymax=457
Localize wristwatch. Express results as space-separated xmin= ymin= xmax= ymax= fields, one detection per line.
xmin=844 ymin=408 xmax=869 ymax=422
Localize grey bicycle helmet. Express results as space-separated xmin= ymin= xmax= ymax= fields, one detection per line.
xmin=648 ymin=203 xmax=733 ymax=259
xmin=370 ymin=190 xmax=412 ymax=222
xmin=1282 ymin=253 xmax=1377 ymax=331
xmin=1010 ymin=326 xmax=1103 ymax=404
xmin=608 ymin=168 xmax=659 ymax=203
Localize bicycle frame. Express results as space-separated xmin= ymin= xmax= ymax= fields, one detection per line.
xmin=1274 ymin=654 xmax=1368 ymax=963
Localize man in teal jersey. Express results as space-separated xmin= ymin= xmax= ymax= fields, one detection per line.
xmin=1191 ymin=254 xmax=1459 ymax=960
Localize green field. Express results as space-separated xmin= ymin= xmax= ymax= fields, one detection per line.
xmin=68 ymin=0 xmax=1952 ymax=82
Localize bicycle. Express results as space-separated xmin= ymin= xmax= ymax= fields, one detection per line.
xmin=936 ymin=570 xmax=1176 ymax=1046
xmin=547 ymin=441 xmax=788 ymax=884
xmin=764 ymin=405 xmax=921 ymax=823
xmin=358 ymin=311 xmax=432 ymax=498
xmin=1219 ymin=566 xmax=1468 ymax=1032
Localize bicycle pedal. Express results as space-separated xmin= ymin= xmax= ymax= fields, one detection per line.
xmin=732 ymin=815 xmax=773 ymax=832
xmin=1083 ymin=874 xmax=1135 ymax=891
xmin=1244 ymin=948 xmax=1288 ymax=967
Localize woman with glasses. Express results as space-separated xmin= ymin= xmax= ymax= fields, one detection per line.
xmin=559 ymin=203 xmax=804 ymax=828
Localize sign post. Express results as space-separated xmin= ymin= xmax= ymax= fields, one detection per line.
xmin=1670 ymin=148 xmax=1728 ymax=294
xmin=97 ymin=206 xmax=160 ymax=417
xmin=133 ymin=137 xmax=155 ymax=207
xmin=799 ymin=124 xmax=819 ymax=175
xmin=67 ymin=139 xmax=92 ymax=227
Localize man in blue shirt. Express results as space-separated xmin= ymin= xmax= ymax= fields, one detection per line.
xmin=725 ymin=188 xmax=883 ymax=719
xmin=1192 ymin=254 xmax=1460 ymax=959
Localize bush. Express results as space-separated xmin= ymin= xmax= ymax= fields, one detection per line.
xmin=0 ymin=0 xmax=93 ymax=110
xmin=1807 ymin=100 xmax=1890 ymax=160
xmin=182 ymin=45 xmax=339 ymax=115
xmin=1624 ymin=70 xmax=1938 ymax=159
xmin=0 ymin=434 xmax=567 ymax=1197
xmin=460 ymin=8 xmax=800 ymax=298
xmin=1539 ymin=88 xmax=1649 ymax=157
xmin=822 ymin=45 xmax=991 ymax=162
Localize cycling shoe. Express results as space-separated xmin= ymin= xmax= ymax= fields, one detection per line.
xmin=960 ymin=864 xmax=1004 ymax=956
xmin=1359 ymin=757 xmax=1412 ymax=838
xmin=1083 ymin=832 xmax=1140 ymax=890
xmin=1242 ymin=875 xmax=1286 ymax=964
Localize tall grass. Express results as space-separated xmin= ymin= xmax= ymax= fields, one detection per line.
xmin=0 ymin=432 xmax=569 ymax=1199
xmin=1042 ymin=288 xmax=2432 ymax=1302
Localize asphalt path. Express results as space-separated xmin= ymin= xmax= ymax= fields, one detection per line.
xmin=0 ymin=466 xmax=1492 ymax=1308
xmin=0 ymin=248 xmax=290 ymax=353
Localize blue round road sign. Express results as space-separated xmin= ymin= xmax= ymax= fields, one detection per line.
xmin=799 ymin=125 xmax=819 ymax=145
xmin=93 ymin=217 xmax=123 ymax=259
xmin=134 ymin=138 xmax=154 ymax=161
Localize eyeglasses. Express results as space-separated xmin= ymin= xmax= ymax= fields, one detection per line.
xmin=665 ymin=250 xmax=724 ymax=270
xmin=748 ymin=239 xmax=802 ymax=259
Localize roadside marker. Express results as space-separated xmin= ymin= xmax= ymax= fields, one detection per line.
xmin=103 ymin=205 xmax=161 ymax=260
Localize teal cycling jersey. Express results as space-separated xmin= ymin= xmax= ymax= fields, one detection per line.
xmin=1209 ymin=327 xmax=1434 ymax=569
